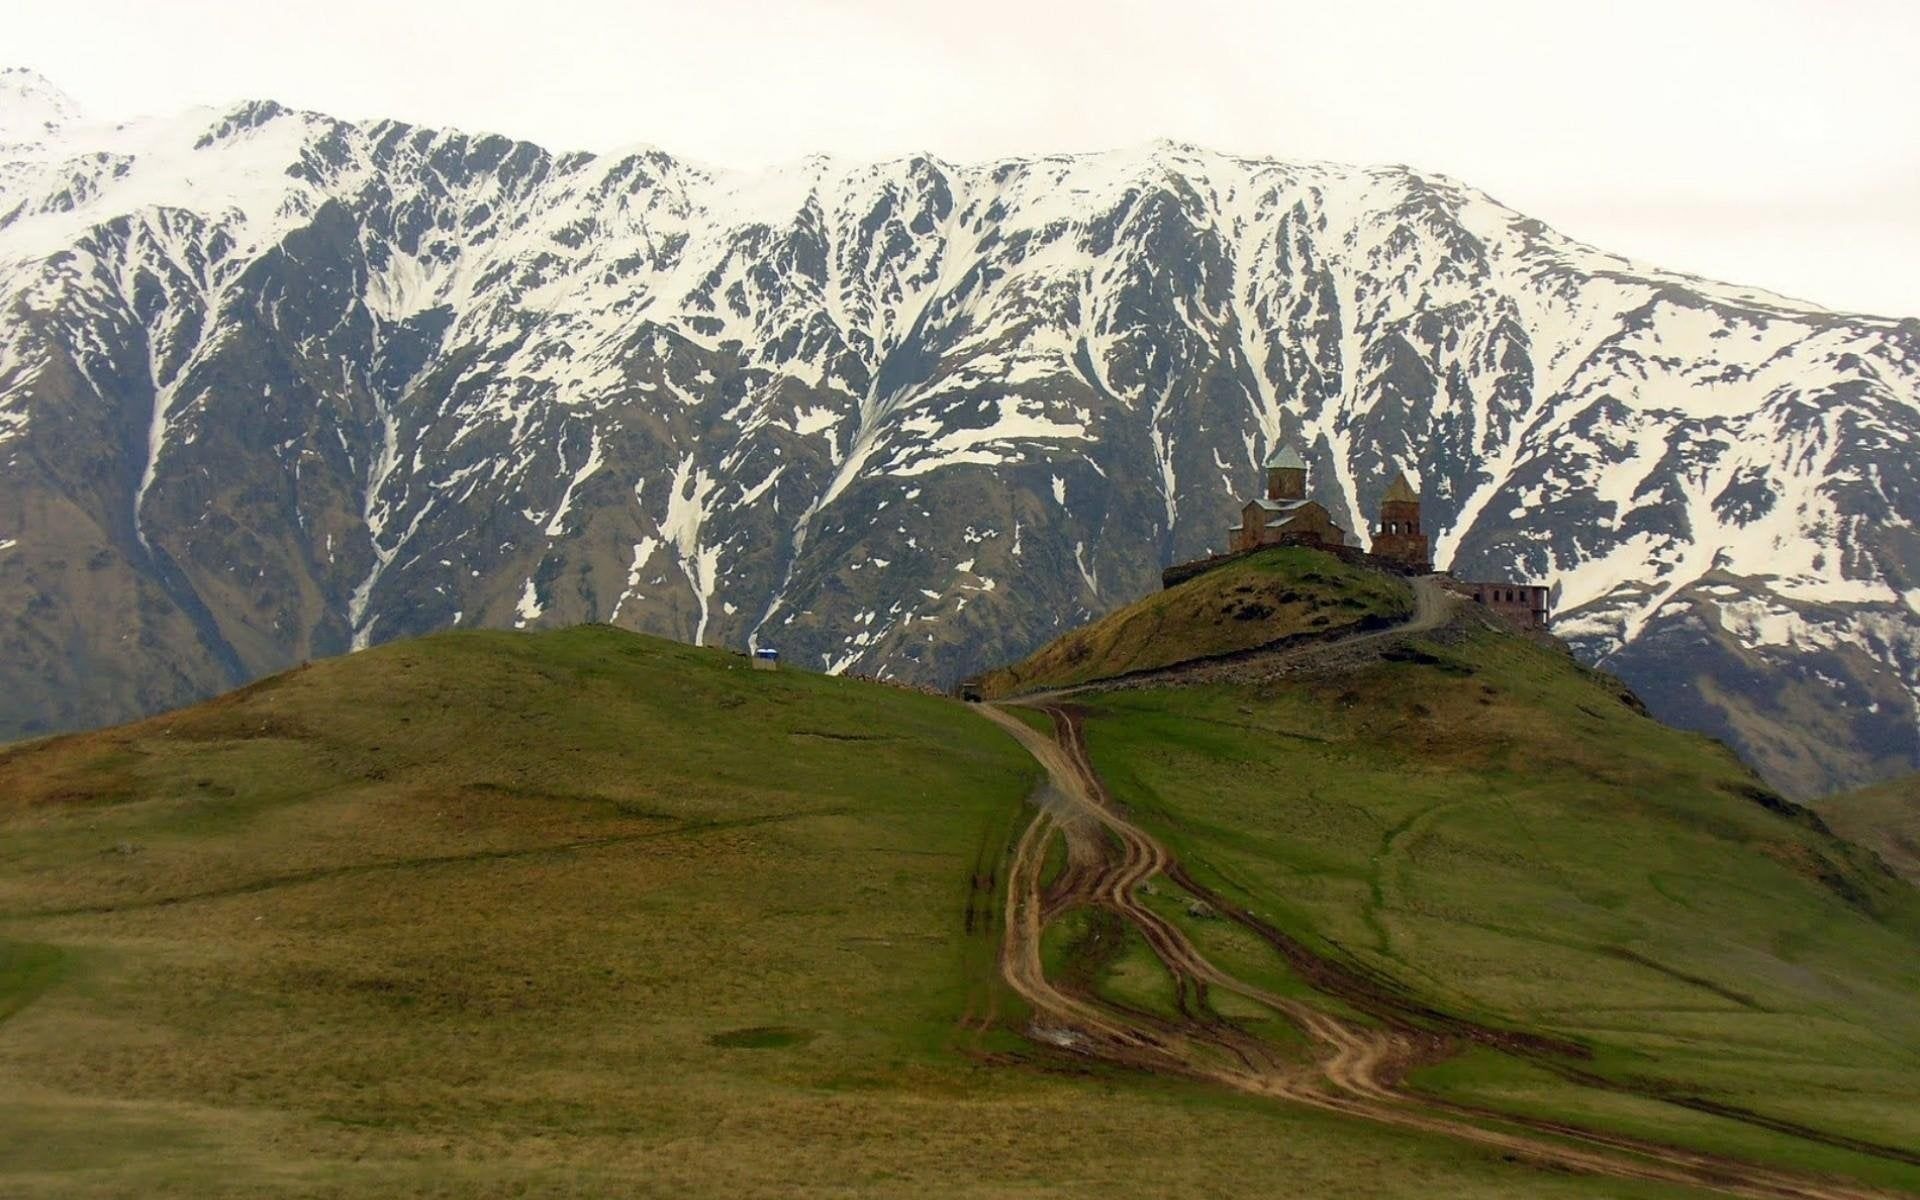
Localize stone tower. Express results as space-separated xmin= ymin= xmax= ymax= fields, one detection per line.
xmin=1265 ymin=442 xmax=1307 ymax=501
xmin=1371 ymin=471 xmax=1432 ymax=572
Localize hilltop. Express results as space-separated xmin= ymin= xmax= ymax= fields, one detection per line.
xmin=1 ymin=551 xmax=1917 ymax=1197
xmin=0 ymin=628 xmax=1050 ymax=1195
xmin=975 ymin=549 xmax=1920 ymax=1195
xmin=971 ymin=546 xmax=1414 ymax=698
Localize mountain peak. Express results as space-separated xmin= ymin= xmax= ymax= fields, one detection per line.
xmin=0 ymin=67 xmax=82 ymax=144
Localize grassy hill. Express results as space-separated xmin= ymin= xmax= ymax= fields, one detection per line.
xmin=0 ymin=622 xmax=1731 ymax=1200
xmin=1049 ymin=593 xmax=1920 ymax=1191
xmin=0 ymin=627 xmax=1068 ymax=1197
xmin=972 ymin=546 xmax=1412 ymax=697
xmin=5 ymin=555 xmax=1919 ymax=1198
xmin=1815 ymin=771 xmax=1920 ymax=886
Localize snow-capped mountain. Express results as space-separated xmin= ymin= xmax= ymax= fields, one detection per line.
xmin=0 ymin=67 xmax=79 ymax=150
xmin=2 ymin=69 xmax=1915 ymax=796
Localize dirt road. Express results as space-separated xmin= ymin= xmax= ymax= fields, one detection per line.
xmin=974 ymin=696 xmax=1901 ymax=1200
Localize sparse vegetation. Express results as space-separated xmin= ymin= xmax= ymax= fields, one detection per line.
xmin=973 ymin=547 xmax=1412 ymax=697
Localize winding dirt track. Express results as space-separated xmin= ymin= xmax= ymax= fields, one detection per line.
xmin=973 ymin=630 xmax=1902 ymax=1199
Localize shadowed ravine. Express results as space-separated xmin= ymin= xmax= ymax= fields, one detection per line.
xmin=972 ymin=690 xmax=1906 ymax=1200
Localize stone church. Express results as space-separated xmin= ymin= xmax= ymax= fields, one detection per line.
xmin=1228 ymin=444 xmax=1351 ymax=552
xmin=1226 ymin=443 xmax=1435 ymax=575
xmin=1213 ymin=444 xmax=1549 ymax=629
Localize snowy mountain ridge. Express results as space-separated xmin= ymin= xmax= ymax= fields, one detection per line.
xmin=0 ymin=67 xmax=81 ymax=149
xmin=1 ymin=70 xmax=1916 ymax=796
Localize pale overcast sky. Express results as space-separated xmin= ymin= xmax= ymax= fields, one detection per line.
xmin=12 ymin=0 xmax=1919 ymax=317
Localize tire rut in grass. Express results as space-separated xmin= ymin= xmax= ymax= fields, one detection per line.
xmin=973 ymin=699 xmax=1907 ymax=1200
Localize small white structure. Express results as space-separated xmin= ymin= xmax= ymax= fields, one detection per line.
xmin=751 ymin=647 xmax=780 ymax=671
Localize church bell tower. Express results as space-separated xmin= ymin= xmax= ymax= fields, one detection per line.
xmin=1371 ymin=471 xmax=1432 ymax=572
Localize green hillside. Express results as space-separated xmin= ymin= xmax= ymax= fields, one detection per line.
xmin=0 ymin=627 xmax=1059 ymax=1197
xmin=1047 ymin=602 xmax=1920 ymax=1190
xmin=1816 ymin=771 xmax=1920 ymax=886
xmin=972 ymin=546 xmax=1412 ymax=697
xmin=0 ymin=623 xmax=1721 ymax=1200
xmin=4 ymin=554 xmax=1918 ymax=1198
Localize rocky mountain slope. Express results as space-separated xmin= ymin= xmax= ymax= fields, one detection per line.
xmin=1 ymin=68 xmax=1916 ymax=794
